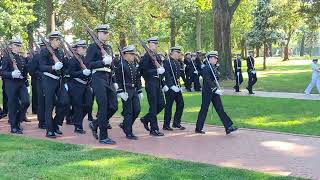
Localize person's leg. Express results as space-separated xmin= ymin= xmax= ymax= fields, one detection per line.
xmin=173 ymin=91 xmax=184 ymax=127
xmin=195 ymin=93 xmax=211 ymax=132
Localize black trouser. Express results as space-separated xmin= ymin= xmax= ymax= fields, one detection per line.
xmin=69 ymin=80 xmax=93 ymax=130
xmin=2 ymin=81 xmax=8 ymax=114
xmin=187 ymin=72 xmax=201 ymax=91
xmin=42 ymin=76 xmax=69 ymax=132
xmin=31 ymin=76 xmax=38 ymax=114
xmin=196 ymin=92 xmax=233 ymax=131
xmin=36 ymin=78 xmax=45 ymax=127
xmin=180 ymin=70 xmax=187 ymax=87
xmin=91 ymin=75 xmax=118 ymax=140
xmin=185 ymin=72 xmax=191 ymax=90
xmin=234 ymin=71 xmax=243 ymax=91
xmin=86 ymin=88 xmax=94 ymax=121
xmin=247 ymin=72 xmax=257 ymax=92
xmin=121 ymin=88 xmax=140 ymax=135
xmin=5 ymin=80 xmax=30 ymax=130
xmin=163 ymin=89 xmax=184 ymax=127
xmin=142 ymin=79 xmax=165 ymax=131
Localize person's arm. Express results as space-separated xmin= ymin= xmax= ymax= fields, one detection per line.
xmin=114 ymin=59 xmax=125 ymax=93
xmin=141 ymin=53 xmax=158 ymax=76
xmin=1 ymin=56 xmax=14 ymax=79
xmin=163 ymin=60 xmax=175 ymax=87
xmin=203 ymin=66 xmax=216 ymax=91
xmin=86 ymin=44 xmax=105 ymax=70
xmin=39 ymin=49 xmax=54 ymax=73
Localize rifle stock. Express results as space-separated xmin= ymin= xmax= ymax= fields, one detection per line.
xmin=1 ymin=41 xmax=19 ymax=71
xmin=64 ymin=40 xmax=87 ymax=69
xmin=35 ymin=30 xmax=59 ymax=63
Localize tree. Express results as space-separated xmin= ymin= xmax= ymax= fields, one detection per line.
xmin=274 ymin=0 xmax=302 ymax=61
xmin=247 ymin=0 xmax=279 ymax=70
xmin=212 ymin=0 xmax=242 ymax=79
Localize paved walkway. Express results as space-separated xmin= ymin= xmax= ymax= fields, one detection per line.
xmin=0 ymin=116 xmax=319 ymax=180
xmin=222 ymin=89 xmax=320 ymax=101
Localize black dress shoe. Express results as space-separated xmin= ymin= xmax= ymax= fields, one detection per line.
xmin=150 ymin=130 xmax=164 ymax=136
xmin=119 ymin=123 xmax=126 ymax=134
xmin=126 ymin=134 xmax=138 ymax=140
xmin=173 ymin=125 xmax=186 ymax=130
xmin=89 ymin=122 xmax=98 ymax=140
xmin=163 ymin=126 xmax=173 ymax=131
xmin=23 ymin=118 xmax=31 ymax=122
xmin=74 ymin=128 xmax=86 ymax=134
xmin=66 ymin=121 xmax=74 ymax=125
xmin=46 ymin=131 xmax=56 ymax=138
xmin=55 ymin=129 xmax=63 ymax=135
xmin=0 ymin=113 xmax=7 ymax=119
xmin=140 ymin=117 xmax=150 ymax=131
xmin=107 ymin=123 xmax=112 ymax=129
xmin=11 ymin=128 xmax=23 ymax=134
xmin=249 ymin=91 xmax=255 ymax=94
xmin=99 ymin=138 xmax=116 ymax=145
xmin=195 ymin=129 xmax=206 ymax=134
xmin=226 ymin=126 xmax=238 ymax=135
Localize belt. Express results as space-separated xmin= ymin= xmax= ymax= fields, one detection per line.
xmin=43 ymin=72 xmax=60 ymax=80
xmin=92 ymin=67 xmax=111 ymax=74
xmin=73 ymin=78 xmax=87 ymax=85
xmin=64 ymin=75 xmax=71 ymax=78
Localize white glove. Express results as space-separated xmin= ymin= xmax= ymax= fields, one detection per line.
xmin=11 ymin=70 xmax=21 ymax=79
xmin=162 ymin=85 xmax=169 ymax=92
xmin=157 ymin=67 xmax=165 ymax=75
xmin=53 ymin=62 xmax=63 ymax=70
xmin=103 ymin=55 xmax=112 ymax=65
xmin=171 ymin=86 xmax=180 ymax=92
xmin=183 ymin=64 xmax=187 ymax=68
xmin=194 ymin=70 xmax=198 ymax=75
xmin=138 ymin=93 xmax=143 ymax=101
xmin=82 ymin=69 xmax=91 ymax=76
xmin=237 ymin=72 xmax=240 ymax=76
xmin=64 ymin=83 xmax=69 ymax=92
xmin=251 ymin=70 xmax=256 ymax=74
xmin=118 ymin=92 xmax=128 ymax=101
xmin=201 ymin=64 xmax=205 ymax=68
xmin=113 ymin=83 xmax=119 ymax=90
xmin=215 ymin=89 xmax=223 ymax=96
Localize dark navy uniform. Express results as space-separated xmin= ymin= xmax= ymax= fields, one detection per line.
xmin=139 ymin=37 xmax=165 ymax=136
xmin=0 ymin=55 xmax=8 ymax=119
xmin=39 ymin=31 xmax=69 ymax=138
xmin=115 ymin=45 xmax=142 ymax=139
xmin=2 ymin=40 xmax=30 ymax=133
xmin=185 ymin=53 xmax=201 ymax=91
xmin=162 ymin=47 xmax=185 ymax=130
xmin=195 ymin=51 xmax=237 ymax=135
xmin=69 ymin=55 xmax=92 ymax=133
xmin=246 ymin=54 xmax=257 ymax=94
xmin=233 ymin=56 xmax=243 ymax=92
xmin=85 ymin=25 xmax=118 ymax=144
xmin=28 ymin=44 xmax=46 ymax=129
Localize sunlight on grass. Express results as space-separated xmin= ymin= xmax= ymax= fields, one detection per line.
xmin=185 ymin=107 xmax=201 ymax=113
xmin=245 ymin=117 xmax=305 ymax=127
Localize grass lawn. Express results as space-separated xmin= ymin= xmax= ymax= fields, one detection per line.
xmin=221 ymin=56 xmax=320 ymax=93
xmin=113 ymin=93 xmax=320 ymax=136
xmin=0 ymin=135 xmax=304 ymax=180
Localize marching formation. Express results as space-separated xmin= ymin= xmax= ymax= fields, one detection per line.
xmin=0 ymin=24 xmax=260 ymax=145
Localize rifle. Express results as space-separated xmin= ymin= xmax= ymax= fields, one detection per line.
xmin=35 ymin=30 xmax=60 ymax=63
xmin=0 ymin=41 xmax=20 ymax=71
xmin=63 ymin=40 xmax=87 ymax=69
xmin=134 ymin=33 xmax=160 ymax=68
xmin=82 ymin=21 xmax=111 ymax=58
xmin=117 ymin=44 xmax=127 ymax=95
xmin=60 ymin=39 xmax=73 ymax=60
xmin=33 ymin=41 xmax=41 ymax=53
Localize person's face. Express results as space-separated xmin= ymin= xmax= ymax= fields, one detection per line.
xmin=98 ymin=31 xmax=109 ymax=42
xmin=209 ymin=56 xmax=218 ymax=64
xmin=170 ymin=51 xmax=180 ymax=60
xmin=50 ymin=38 xmax=61 ymax=49
xmin=11 ymin=44 xmax=22 ymax=54
xmin=249 ymin=52 xmax=253 ymax=56
xmin=186 ymin=54 xmax=191 ymax=59
xmin=77 ymin=46 xmax=87 ymax=56
xmin=237 ymin=55 xmax=241 ymax=59
xmin=148 ymin=42 xmax=157 ymax=51
xmin=124 ymin=53 xmax=135 ymax=62
xmin=191 ymin=55 xmax=196 ymax=60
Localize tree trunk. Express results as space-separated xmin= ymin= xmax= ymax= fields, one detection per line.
xmin=263 ymin=42 xmax=267 ymax=70
xmin=240 ymin=38 xmax=246 ymax=59
xmin=27 ymin=24 xmax=34 ymax=51
xmin=268 ymin=42 xmax=272 ymax=57
xmin=45 ymin=0 xmax=55 ymax=32
xmin=196 ymin=9 xmax=202 ymax=51
xmin=300 ymin=32 xmax=305 ymax=56
xmin=283 ymin=45 xmax=289 ymax=61
xmin=256 ymin=47 xmax=260 ymax=57
xmin=119 ymin=32 xmax=126 ymax=48
xmin=170 ymin=15 xmax=176 ymax=47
